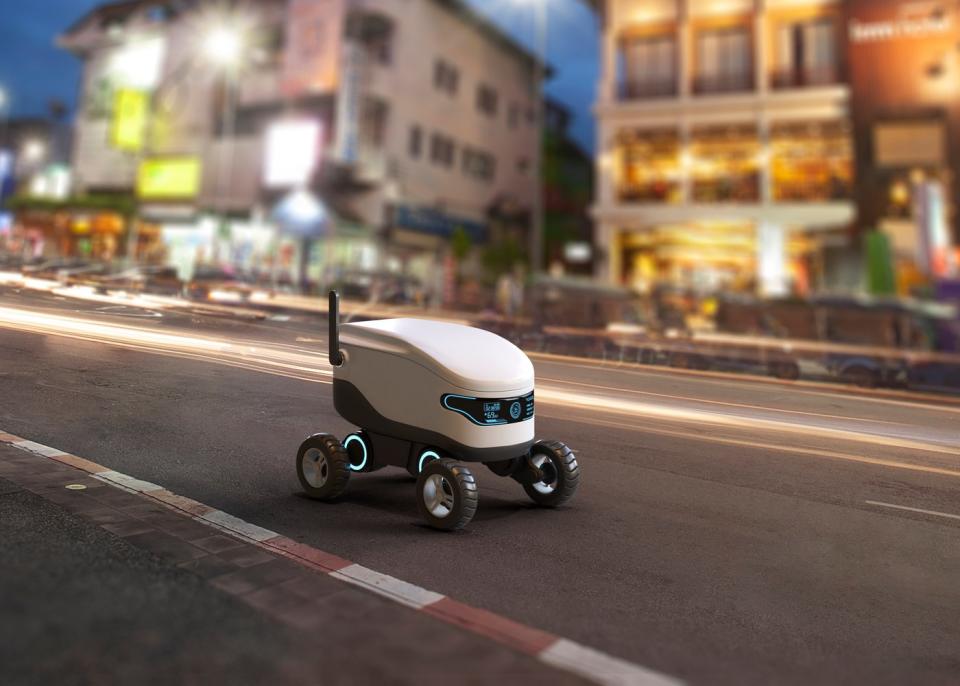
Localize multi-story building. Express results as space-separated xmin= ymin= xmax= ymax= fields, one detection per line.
xmin=59 ymin=0 xmax=541 ymax=283
xmin=593 ymin=0 xmax=856 ymax=296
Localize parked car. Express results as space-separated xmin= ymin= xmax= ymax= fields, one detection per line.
xmin=186 ymin=265 xmax=256 ymax=302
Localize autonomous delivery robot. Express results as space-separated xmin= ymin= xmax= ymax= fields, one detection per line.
xmin=295 ymin=292 xmax=580 ymax=530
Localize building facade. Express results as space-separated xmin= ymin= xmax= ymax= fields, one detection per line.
xmin=845 ymin=0 xmax=960 ymax=285
xmin=59 ymin=0 xmax=540 ymax=285
xmin=594 ymin=0 xmax=856 ymax=297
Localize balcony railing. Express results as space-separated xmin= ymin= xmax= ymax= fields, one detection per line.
xmin=771 ymin=66 xmax=843 ymax=90
xmin=619 ymin=79 xmax=679 ymax=101
xmin=693 ymin=73 xmax=754 ymax=96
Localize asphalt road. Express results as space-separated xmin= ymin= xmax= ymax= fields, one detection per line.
xmin=2 ymin=286 xmax=960 ymax=684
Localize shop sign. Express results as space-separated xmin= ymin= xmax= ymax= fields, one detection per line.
xmin=111 ymin=89 xmax=149 ymax=152
xmin=850 ymin=7 xmax=954 ymax=43
xmin=137 ymin=157 xmax=201 ymax=200
xmin=264 ymin=120 xmax=323 ymax=188
xmin=395 ymin=205 xmax=487 ymax=242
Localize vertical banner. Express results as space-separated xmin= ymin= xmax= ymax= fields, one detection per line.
xmin=914 ymin=181 xmax=956 ymax=278
xmin=334 ymin=40 xmax=364 ymax=164
xmin=282 ymin=0 xmax=345 ymax=97
xmin=111 ymin=89 xmax=149 ymax=152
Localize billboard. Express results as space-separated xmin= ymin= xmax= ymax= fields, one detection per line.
xmin=264 ymin=120 xmax=322 ymax=188
xmin=137 ymin=158 xmax=201 ymax=200
xmin=111 ymin=89 xmax=149 ymax=152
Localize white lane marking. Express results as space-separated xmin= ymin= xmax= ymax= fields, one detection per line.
xmin=865 ymin=500 xmax=960 ymax=522
xmin=199 ymin=509 xmax=279 ymax=542
xmin=94 ymin=470 xmax=165 ymax=493
xmin=540 ymin=638 xmax=684 ymax=686
xmin=331 ymin=563 xmax=445 ymax=610
xmin=13 ymin=440 xmax=67 ymax=458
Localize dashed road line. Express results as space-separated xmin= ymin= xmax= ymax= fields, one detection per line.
xmin=865 ymin=500 xmax=960 ymax=522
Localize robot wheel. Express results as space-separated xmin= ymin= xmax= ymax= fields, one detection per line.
xmin=415 ymin=458 xmax=478 ymax=531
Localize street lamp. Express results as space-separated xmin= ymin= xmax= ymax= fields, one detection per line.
xmin=0 ymin=86 xmax=9 ymax=148
xmin=203 ymin=24 xmax=247 ymax=264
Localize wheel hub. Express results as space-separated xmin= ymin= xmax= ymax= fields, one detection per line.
xmin=302 ymin=448 xmax=328 ymax=488
xmin=530 ymin=453 xmax=558 ymax=494
xmin=422 ymin=474 xmax=455 ymax=518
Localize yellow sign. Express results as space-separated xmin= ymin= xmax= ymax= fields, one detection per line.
xmin=111 ymin=89 xmax=149 ymax=152
xmin=137 ymin=158 xmax=201 ymax=199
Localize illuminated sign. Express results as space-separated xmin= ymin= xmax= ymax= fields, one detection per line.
xmin=109 ymin=37 xmax=166 ymax=90
xmin=850 ymin=8 xmax=954 ymax=43
xmin=137 ymin=158 xmax=201 ymax=199
xmin=264 ymin=120 xmax=322 ymax=188
xmin=111 ymin=89 xmax=149 ymax=152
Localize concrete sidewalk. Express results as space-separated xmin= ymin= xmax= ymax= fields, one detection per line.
xmin=0 ymin=443 xmax=589 ymax=686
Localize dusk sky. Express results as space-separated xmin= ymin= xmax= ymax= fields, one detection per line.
xmin=0 ymin=0 xmax=599 ymax=151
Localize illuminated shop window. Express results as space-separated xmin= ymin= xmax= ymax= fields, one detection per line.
xmin=770 ymin=121 xmax=852 ymax=202
xmin=690 ymin=125 xmax=760 ymax=203
xmin=617 ymin=129 xmax=682 ymax=203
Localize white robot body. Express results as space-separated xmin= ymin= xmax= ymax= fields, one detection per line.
xmin=334 ymin=318 xmax=535 ymax=461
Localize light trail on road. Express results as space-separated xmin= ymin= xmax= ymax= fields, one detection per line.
xmin=0 ymin=302 xmax=958 ymax=460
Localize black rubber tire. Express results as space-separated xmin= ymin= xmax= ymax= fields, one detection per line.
xmin=523 ymin=440 xmax=580 ymax=508
xmin=770 ymin=360 xmax=800 ymax=381
xmin=296 ymin=433 xmax=351 ymax=501
xmin=416 ymin=458 xmax=478 ymax=531
xmin=842 ymin=366 xmax=879 ymax=388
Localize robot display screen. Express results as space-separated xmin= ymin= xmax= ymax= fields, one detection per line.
xmin=442 ymin=392 xmax=534 ymax=426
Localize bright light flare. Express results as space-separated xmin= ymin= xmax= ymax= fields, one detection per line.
xmin=204 ymin=27 xmax=244 ymax=66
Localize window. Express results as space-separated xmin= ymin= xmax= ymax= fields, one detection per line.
xmin=509 ymin=104 xmax=520 ymax=130
xmin=690 ymin=125 xmax=761 ymax=202
xmin=773 ymin=17 xmax=839 ymax=88
xmin=771 ymin=121 xmax=852 ymax=201
xmin=463 ymin=148 xmax=496 ymax=182
xmin=619 ymin=34 xmax=677 ymax=99
xmin=434 ymin=59 xmax=459 ymax=96
xmin=409 ymin=125 xmax=423 ymax=158
xmin=476 ymin=84 xmax=499 ymax=117
xmin=430 ymin=133 xmax=456 ymax=167
xmin=617 ymin=129 xmax=682 ymax=203
xmin=695 ymin=27 xmax=752 ymax=94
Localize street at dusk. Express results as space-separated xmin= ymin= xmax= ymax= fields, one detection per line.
xmin=2 ymin=289 xmax=960 ymax=684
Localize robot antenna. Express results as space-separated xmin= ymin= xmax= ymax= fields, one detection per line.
xmin=328 ymin=290 xmax=344 ymax=366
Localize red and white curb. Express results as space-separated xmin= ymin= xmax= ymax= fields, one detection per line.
xmin=1 ymin=432 xmax=682 ymax=686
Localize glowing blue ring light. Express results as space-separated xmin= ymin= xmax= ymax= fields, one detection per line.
xmin=509 ymin=401 xmax=522 ymax=420
xmin=418 ymin=450 xmax=441 ymax=473
xmin=344 ymin=434 xmax=368 ymax=472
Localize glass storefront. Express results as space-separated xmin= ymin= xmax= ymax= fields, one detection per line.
xmin=618 ymin=129 xmax=682 ymax=203
xmin=690 ymin=125 xmax=760 ymax=202
xmin=771 ymin=121 xmax=853 ymax=202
